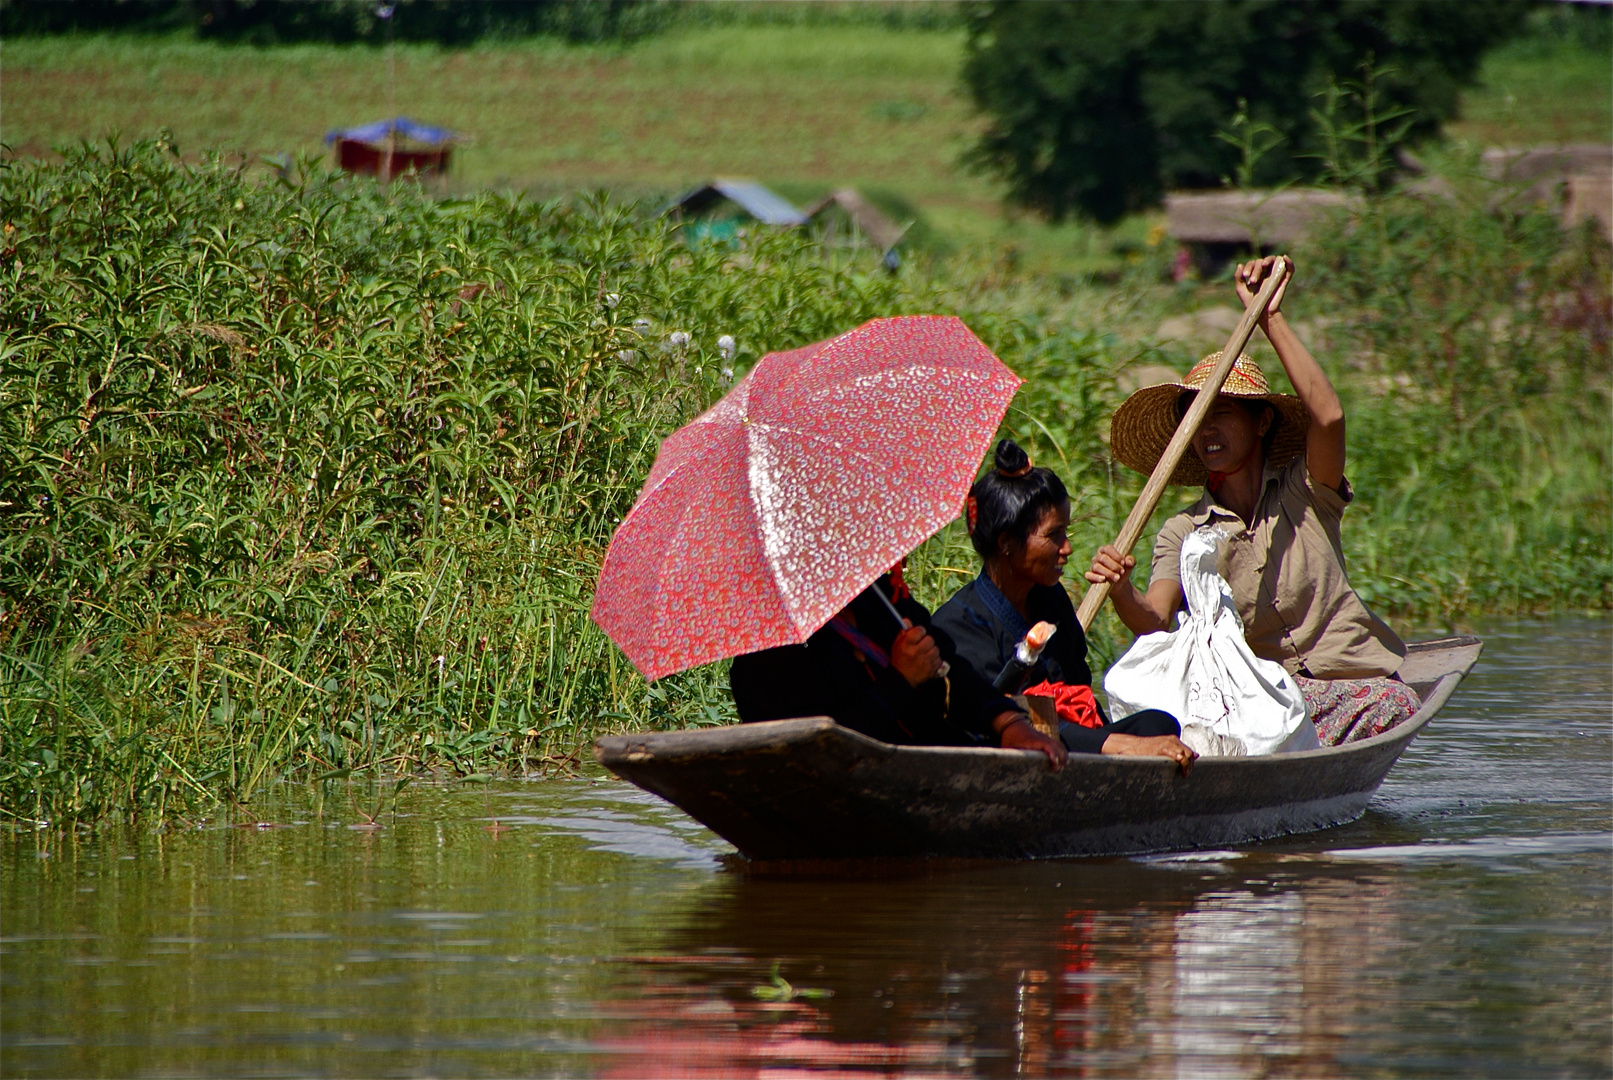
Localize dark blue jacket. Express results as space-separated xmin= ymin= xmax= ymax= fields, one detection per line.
xmin=932 ymin=574 xmax=1110 ymax=728
xmin=729 ymin=577 xmax=1014 ymax=747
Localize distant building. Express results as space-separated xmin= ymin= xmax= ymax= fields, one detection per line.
xmin=1165 ymin=189 xmax=1355 ymax=249
xmin=1482 ymin=145 xmax=1611 ymax=239
xmin=1165 ymin=189 xmax=1357 ymax=277
xmin=1167 ymin=145 xmax=1612 ymax=263
xmin=668 ymin=180 xmax=806 ymax=247
xmin=325 ymin=117 xmax=461 ymax=182
xmin=804 ymin=189 xmax=910 ymax=266
xmin=671 ymin=180 xmax=807 ymax=225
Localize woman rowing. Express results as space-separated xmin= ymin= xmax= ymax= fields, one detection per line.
xmin=931 ymin=439 xmax=1196 ymax=770
xmin=729 ymin=564 xmax=1068 ymax=770
xmin=1086 ymin=255 xmax=1418 ymax=744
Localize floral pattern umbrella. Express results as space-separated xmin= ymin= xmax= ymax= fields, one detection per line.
xmin=590 ymin=315 xmax=1022 ymax=681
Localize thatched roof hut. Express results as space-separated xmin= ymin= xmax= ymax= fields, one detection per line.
xmin=803 ymin=189 xmax=909 ymax=254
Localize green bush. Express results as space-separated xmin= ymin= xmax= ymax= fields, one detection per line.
xmin=0 ymin=137 xmax=914 ymax=825
xmin=1295 ymin=190 xmax=1612 ymax=620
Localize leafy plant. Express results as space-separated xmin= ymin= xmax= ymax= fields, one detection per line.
xmin=1215 ymin=98 xmax=1288 ymax=193
xmin=750 ymin=961 xmax=832 ymax=1002
xmin=0 ymin=136 xmax=914 ymax=826
xmin=1308 ymin=60 xmax=1419 ymax=193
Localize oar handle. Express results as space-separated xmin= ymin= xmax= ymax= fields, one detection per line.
xmin=1075 ymin=258 xmax=1291 ymax=632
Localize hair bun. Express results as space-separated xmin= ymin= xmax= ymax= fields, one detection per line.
xmin=968 ymin=438 xmax=1067 ymax=561
xmin=994 ymin=439 xmax=1031 ymax=478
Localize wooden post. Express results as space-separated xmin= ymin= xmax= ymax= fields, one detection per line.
xmin=1075 ymin=258 xmax=1291 ymax=631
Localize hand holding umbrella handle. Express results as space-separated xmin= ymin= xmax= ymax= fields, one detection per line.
xmin=1075 ymin=258 xmax=1290 ymax=631
xmin=871 ymin=586 xmax=951 ymax=680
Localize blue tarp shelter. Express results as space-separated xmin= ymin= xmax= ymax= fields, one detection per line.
xmin=325 ymin=117 xmax=461 ymax=181
xmin=323 ymin=117 xmax=461 ymax=148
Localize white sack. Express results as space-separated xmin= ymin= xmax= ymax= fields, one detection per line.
xmin=1103 ymin=526 xmax=1318 ymax=756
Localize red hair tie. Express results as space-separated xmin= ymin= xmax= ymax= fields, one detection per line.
xmin=964 ymin=495 xmax=978 ymax=534
xmin=887 ymin=559 xmax=911 ymax=602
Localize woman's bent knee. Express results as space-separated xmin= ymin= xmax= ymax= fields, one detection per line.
xmin=1113 ymin=709 xmax=1180 ymax=737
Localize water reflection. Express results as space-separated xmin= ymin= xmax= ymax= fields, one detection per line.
xmin=593 ymin=858 xmax=1432 ymax=1077
xmin=601 ymin=829 xmax=1613 ymax=1078
xmin=578 ymin=617 xmax=1612 ymax=1078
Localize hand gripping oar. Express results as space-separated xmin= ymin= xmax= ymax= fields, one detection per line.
xmin=1075 ymin=258 xmax=1291 ymax=632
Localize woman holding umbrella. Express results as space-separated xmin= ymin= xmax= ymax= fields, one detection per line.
xmin=729 ymin=564 xmax=1068 ymax=770
xmin=1085 ymin=256 xmax=1418 ymax=745
xmin=592 ymin=316 xmax=1072 ymax=772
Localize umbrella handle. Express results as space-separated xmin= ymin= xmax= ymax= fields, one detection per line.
xmin=871 ymin=585 xmax=951 ymax=679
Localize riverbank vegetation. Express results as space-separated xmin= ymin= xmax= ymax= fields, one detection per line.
xmin=2 ymin=138 xmax=1608 ymax=827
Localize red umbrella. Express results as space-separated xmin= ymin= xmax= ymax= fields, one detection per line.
xmin=590 ymin=315 xmax=1022 ymax=681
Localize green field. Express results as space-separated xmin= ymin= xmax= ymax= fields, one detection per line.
xmin=6 ymin=21 xmax=1606 ymax=274
xmin=1450 ymin=30 xmax=1613 ymax=147
xmin=2 ymin=30 xmax=1022 ymax=247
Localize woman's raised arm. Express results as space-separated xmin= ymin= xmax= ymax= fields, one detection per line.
xmin=1235 ymin=256 xmax=1346 ymax=489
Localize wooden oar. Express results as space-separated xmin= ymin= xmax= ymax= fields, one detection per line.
xmin=1075 ymin=258 xmax=1291 ymax=632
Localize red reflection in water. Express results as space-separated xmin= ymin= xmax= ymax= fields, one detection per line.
xmin=588 ymin=862 xmax=1418 ymax=1077
xmin=590 ymin=908 xmax=1117 ymax=1077
xmin=592 ymin=993 xmax=955 ymax=1077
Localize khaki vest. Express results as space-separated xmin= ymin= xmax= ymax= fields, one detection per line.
xmin=1150 ymin=457 xmax=1405 ymax=680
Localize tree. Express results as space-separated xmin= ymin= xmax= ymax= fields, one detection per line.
xmin=961 ymin=0 xmax=1530 ymax=224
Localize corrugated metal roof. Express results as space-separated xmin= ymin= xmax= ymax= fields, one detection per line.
xmin=324 ymin=117 xmax=460 ymax=147
xmin=672 ymin=180 xmax=807 ymax=226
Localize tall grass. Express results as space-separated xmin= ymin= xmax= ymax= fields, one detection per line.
xmin=1295 ymin=187 xmax=1612 ymax=620
xmin=2 ymin=138 xmax=1608 ymax=828
xmin=0 ymin=137 xmax=916 ymax=826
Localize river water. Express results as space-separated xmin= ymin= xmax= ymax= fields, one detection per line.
xmin=4 ymin=618 xmax=1609 ymax=1078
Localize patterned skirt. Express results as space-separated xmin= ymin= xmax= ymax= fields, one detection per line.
xmin=1296 ymin=675 xmax=1421 ymax=746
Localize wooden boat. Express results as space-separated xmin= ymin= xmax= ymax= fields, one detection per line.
xmin=595 ymin=636 xmax=1481 ymax=861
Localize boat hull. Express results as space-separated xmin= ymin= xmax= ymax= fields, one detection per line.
xmin=596 ymin=637 xmax=1481 ymax=860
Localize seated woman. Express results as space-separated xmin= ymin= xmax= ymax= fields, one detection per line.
xmin=931 ymin=439 xmax=1197 ymax=771
xmin=729 ymin=566 xmax=1067 ymax=771
xmin=1086 ymin=255 xmax=1418 ymax=745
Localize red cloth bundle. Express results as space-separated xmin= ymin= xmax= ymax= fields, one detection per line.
xmin=1021 ymin=680 xmax=1104 ymax=729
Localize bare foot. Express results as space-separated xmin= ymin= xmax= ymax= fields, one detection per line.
xmin=1100 ymin=733 xmax=1198 ymax=774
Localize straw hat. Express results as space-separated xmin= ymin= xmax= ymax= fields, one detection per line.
xmin=1109 ymin=352 xmax=1309 ymax=487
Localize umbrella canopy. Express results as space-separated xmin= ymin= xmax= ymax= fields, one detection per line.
xmin=591 ymin=315 xmax=1022 ymax=681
